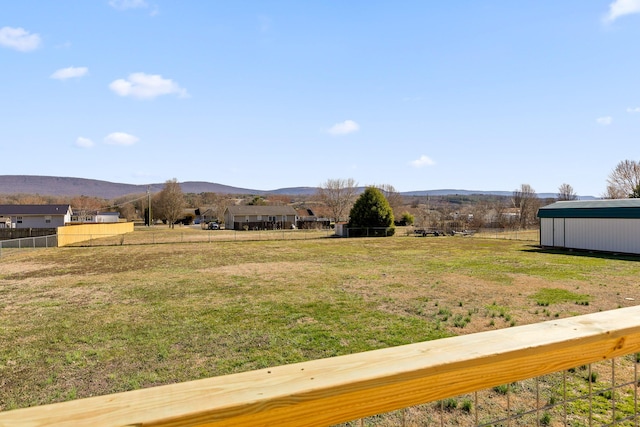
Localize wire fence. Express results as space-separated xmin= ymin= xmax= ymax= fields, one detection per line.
xmin=340 ymin=355 xmax=639 ymax=426
xmin=0 ymin=234 xmax=57 ymax=257
xmin=0 ymin=226 xmax=541 ymax=253
xmin=59 ymin=227 xmax=336 ymax=246
xmin=473 ymin=228 xmax=540 ymax=242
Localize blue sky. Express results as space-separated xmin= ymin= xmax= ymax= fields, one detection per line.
xmin=1 ymin=1 xmax=639 ymax=197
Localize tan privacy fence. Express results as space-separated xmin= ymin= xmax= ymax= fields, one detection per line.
xmin=56 ymin=222 xmax=134 ymax=247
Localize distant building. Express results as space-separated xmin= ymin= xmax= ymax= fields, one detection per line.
xmin=538 ymin=199 xmax=640 ymax=255
xmin=195 ymin=207 xmax=218 ymax=224
xmin=0 ymin=204 xmax=72 ymax=229
xmin=70 ymin=211 xmax=121 ymax=224
xmin=295 ymin=207 xmax=331 ymax=229
xmin=223 ymin=205 xmax=298 ymax=230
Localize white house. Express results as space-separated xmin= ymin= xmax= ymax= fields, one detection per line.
xmin=0 ymin=204 xmax=73 ymax=229
xmin=70 ymin=211 xmax=120 ymax=224
xmin=538 ymin=199 xmax=640 ymax=255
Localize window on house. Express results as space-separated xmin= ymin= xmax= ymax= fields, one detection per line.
xmin=16 ymin=216 xmax=23 ymax=224
xmin=45 ymin=216 xmax=51 ymax=224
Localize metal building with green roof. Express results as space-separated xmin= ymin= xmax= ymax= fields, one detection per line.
xmin=537 ymin=199 xmax=640 ymax=254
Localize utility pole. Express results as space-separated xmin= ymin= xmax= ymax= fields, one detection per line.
xmin=147 ymin=186 xmax=152 ymax=227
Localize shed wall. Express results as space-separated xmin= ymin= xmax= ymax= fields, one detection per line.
xmin=542 ymin=217 xmax=640 ymax=254
xmin=553 ymin=218 xmax=565 ymax=247
xmin=540 ymin=218 xmax=554 ymax=246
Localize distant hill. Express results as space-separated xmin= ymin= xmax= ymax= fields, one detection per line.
xmin=0 ymin=175 xmax=595 ymax=200
xmin=401 ymin=189 xmax=563 ymax=199
xmin=0 ymin=176 xmax=261 ymax=199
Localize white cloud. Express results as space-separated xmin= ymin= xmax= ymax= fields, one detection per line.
xmin=104 ymin=132 xmax=139 ymax=146
xmin=50 ymin=66 xmax=89 ymax=80
xmin=627 ymin=107 xmax=640 ymax=113
xmin=604 ymin=0 xmax=640 ymax=23
xmin=108 ymin=0 xmax=148 ymax=10
xmin=109 ymin=72 xmax=189 ymax=99
xmin=75 ymin=137 xmax=94 ymax=148
xmin=410 ymin=155 xmax=436 ymax=168
xmin=328 ymin=120 xmax=360 ymax=136
xmin=0 ymin=26 xmax=41 ymax=52
xmin=596 ymin=116 xmax=613 ymax=125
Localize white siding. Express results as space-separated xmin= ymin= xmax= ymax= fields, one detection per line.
xmin=541 ymin=217 xmax=640 ymax=254
xmin=13 ymin=215 xmax=67 ymax=228
xmin=540 ymin=218 xmax=554 ymax=246
xmin=553 ymin=218 xmax=565 ymax=247
xmin=564 ymin=218 xmax=640 ymax=254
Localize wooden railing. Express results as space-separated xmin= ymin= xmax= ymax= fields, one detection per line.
xmin=1 ymin=306 xmax=640 ymax=427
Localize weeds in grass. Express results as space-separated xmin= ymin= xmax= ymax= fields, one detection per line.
xmin=442 ymin=398 xmax=458 ymax=410
xmin=452 ymin=314 xmax=471 ymax=328
xmin=493 ymin=384 xmax=509 ymax=394
xmin=531 ymin=288 xmax=591 ymax=306
xmin=540 ymin=411 xmax=551 ymax=426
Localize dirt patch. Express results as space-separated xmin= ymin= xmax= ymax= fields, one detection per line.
xmin=0 ymin=261 xmax=45 ymax=277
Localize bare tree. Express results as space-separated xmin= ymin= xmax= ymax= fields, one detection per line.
xmin=155 ymin=178 xmax=185 ymax=228
xmin=605 ymin=160 xmax=640 ymax=199
xmin=198 ymin=192 xmax=233 ymax=223
xmin=489 ymin=198 xmax=510 ymax=228
xmin=70 ymin=195 xmax=106 ymax=219
xmin=512 ymin=184 xmax=540 ymax=228
xmin=375 ymin=184 xmax=404 ymax=218
xmin=317 ymin=178 xmax=358 ymax=223
xmin=603 ymin=184 xmax=627 ymax=199
xmin=557 ymin=183 xmax=578 ymax=201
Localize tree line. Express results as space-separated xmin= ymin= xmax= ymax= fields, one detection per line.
xmin=2 ymin=159 xmax=639 ymax=229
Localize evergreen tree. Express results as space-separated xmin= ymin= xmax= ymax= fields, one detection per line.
xmin=347 ymin=187 xmax=395 ymax=236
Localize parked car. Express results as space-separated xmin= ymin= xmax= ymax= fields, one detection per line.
xmin=208 ymin=222 xmax=219 ymax=230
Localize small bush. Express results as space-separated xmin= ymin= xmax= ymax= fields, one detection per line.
xmin=442 ymin=398 xmax=458 ymax=410
xmin=540 ymin=412 xmax=552 ymax=426
xmin=493 ymin=384 xmax=509 ymax=395
xmin=453 ymin=314 xmax=470 ymax=328
xmin=437 ymin=307 xmax=452 ymax=318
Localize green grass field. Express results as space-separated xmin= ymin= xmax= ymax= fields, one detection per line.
xmin=1 ymin=231 xmax=640 ymax=414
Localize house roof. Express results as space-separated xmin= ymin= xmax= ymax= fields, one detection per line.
xmin=195 ymin=206 xmax=217 ymax=216
xmin=537 ymin=199 xmax=640 ymax=219
xmin=225 ymin=205 xmax=298 ymax=216
xmin=0 ymin=204 xmax=72 ymax=216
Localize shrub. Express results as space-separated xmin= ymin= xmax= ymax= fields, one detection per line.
xmin=493 ymin=384 xmax=509 ymax=394
xmin=540 ymin=412 xmax=552 ymax=426
xmin=347 ymin=187 xmax=395 ymax=237
xmin=442 ymin=398 xmax=458 ymax=410
xmin=396 ymin=211 xmax=415 ymax=226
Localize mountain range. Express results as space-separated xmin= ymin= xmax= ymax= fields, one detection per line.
xmin=0 ymin=175 xmax=579 ymax=200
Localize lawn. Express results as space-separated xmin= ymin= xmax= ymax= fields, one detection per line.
xmin=1 ymin=232 xmax=640 ymax=413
